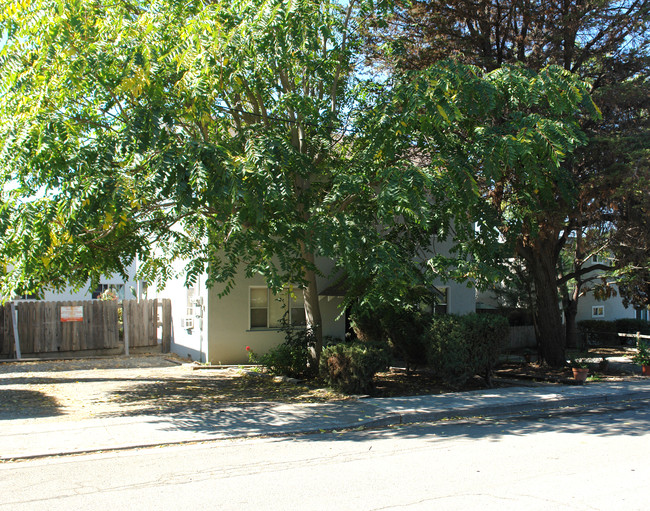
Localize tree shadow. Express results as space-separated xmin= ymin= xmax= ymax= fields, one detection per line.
xmin=100 ymin=379 xmax=650 ymax=442
xmin=0 ymin=389 xmax=63 ymax=419
xmin=100 ymin=376 xmax=344 ymax=415
xmin=286 ymin=401 xmax=650 ymax=445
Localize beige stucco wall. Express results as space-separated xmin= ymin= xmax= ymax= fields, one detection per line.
xmin=206 ymin=259 xmax=346 ymax=365
xmin=445 ymin=280 xmax=476 ymax=315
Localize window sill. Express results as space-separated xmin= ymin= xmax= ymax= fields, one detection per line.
xmin=246 ymin=326 xmax=307 ymax=332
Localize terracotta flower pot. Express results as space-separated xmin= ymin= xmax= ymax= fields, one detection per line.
xmin=642 ymin=365 xmax=650 ymax=376
xmin=572 ymin=367 xmax=589 ymax=382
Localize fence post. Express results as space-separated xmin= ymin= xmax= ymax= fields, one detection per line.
xmin=123 ymin=302 xmax=129 ymax=356
xmin=10 ymin=302 xmax=21 ymax=360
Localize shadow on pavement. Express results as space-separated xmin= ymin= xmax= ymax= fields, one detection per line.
xmin=0 ymin=389 xmax=63 ymax=420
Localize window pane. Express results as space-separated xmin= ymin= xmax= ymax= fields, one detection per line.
xmin=290 ymin=290 xmax=304 ymax=307
xmin=250 ymin=308 xmax=268 ymax=328
xmin=250 ymin=288 xmax=268 ymax=308
xmin=269 ymin=292 xmax=288 ymax=328
xmin=291 ymin=307 xmax=306 ymax=326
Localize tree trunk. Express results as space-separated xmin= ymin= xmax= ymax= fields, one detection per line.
xmin=520 ymin=238 xmax=567 ymax=367
xmin=565 ymin=299 xmax=579 ymax=349
xmin=300 ymin=246 xmax=323 ymax=364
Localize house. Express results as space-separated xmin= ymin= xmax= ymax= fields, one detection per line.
xmin=17 ymin=261 xmax=146 ymax=302
xmin=574 ymin=255 xmax=649 ymax=324
xmin=155 ymin=239 xmax=476 ymax=365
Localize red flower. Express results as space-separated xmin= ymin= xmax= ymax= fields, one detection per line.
xmin=245 ymin=346 xmax=251 ymax=351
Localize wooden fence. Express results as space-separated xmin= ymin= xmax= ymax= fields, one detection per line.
xmin=0 ymin=299 xmax=171 ymax=359
xmin=508 ymin=325 xmax=537 ymax=349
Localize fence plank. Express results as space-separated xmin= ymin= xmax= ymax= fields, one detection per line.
xmin=161 ymin=299 xmax=172 ymax=353
xmin=2 ymin=299 xmax=149 ymax=356
xmin=508 ymin=325 xmax=537 ymax=349
xmin=0 ymin=304 xmax=6 ymax=357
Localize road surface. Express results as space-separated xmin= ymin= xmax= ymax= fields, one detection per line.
xmin=1 ymin=403 xmax=647 ymax=510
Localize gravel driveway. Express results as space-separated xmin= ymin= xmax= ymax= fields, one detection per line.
xmin=0 ymin=355 xmax=344 ymax=423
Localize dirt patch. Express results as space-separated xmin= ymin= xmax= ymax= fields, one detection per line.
xmin=0 ymin=355 xmax=348 ymax=423
xmin=0 ymin=351 xmax=643 ymax=423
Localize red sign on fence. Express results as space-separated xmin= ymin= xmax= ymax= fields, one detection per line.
xmin=60 ymin=306 xmax=84 ymax=322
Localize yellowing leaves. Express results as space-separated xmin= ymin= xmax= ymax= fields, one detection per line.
xmin=117 ymin=68 xmax=150 ymax=98
xmin=436 ymin=104 xmax=450 ymax=122
xmin=103 ymin=212 xmax=113 ymax=230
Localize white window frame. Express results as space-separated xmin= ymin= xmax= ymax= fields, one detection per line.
xmin=93 ymin=283 xmax=125 ymax=300
xmin=249 ymin=287 xmax=306 ymax=330
xmin=592 ymin=305 xmax=605 ymax=318
xmin=434 ymin=287 xmax=449 ymax=315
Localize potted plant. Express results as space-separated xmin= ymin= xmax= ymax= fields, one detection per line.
xmin=569 ymin=357 xmax=589 ymax=382
xmin=631 ymin=340 xmax=650 ymax=376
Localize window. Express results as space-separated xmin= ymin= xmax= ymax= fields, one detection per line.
xmin=419 ymin=287 xmax=448 ymax=315
xmin=434 ymin=287 xmax=448 ymax=315
xmin=592 ymin=305 xmax=605 ymax=318
xmin=249 ymin=287 xmax=305 ymax=329
xmin=636 ymin=309 xmax=649 ymax=322
xmin=92 ymin=284 xmax=125 ymax=300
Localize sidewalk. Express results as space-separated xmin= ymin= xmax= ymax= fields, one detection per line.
xmin=2 ymin=380 xmax=649 ymax=461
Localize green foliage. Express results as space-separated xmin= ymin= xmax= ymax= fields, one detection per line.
xmin=614 ymin=319 xmax=650 ymax=335
xmin=578 ymin=319 xmax=650 ymax=345
xmin=350 ymin=300 xmax=433 ymax=369
xmin=631 ymin=340 xmax=650 ymax=366
xmin=355 ymin=62 xmax=597 ymax=293
xmin=257 ymin=324 xmax=318 ymax=380
xmin=577 ymin=320 xmax=617 ymax=344
xmin=426 ymin=313 xmax=510 ymax=386
xmin=0 ymin=0 xmax=372 ymax=297
xmin=319 ymin=341 xmax=391 ymax=394
xmin=569 ymin=356 xmax=589 ymax=369
xmin=0 ymin=0 xmax=600 ymax=375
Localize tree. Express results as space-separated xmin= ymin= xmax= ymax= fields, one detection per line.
xmin=365 ymin=0 xmax=650 ymax=365
xmin=0 ymin=0 xmax=442 ymax=361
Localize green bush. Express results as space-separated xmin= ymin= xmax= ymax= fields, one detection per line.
xmin=319 ymin=341 xmax=391 ymax=394
xmin=349 ymin=307 xmax=385 ymax=343
xmin=381 ymin=307 xmax=431 ymax=370
xmin=614 ymin=319 xmax=650 ymax=335
xmin=426 ymin=314 xmax=510 ymax=386
xmin=349 ymin=303 xmax=432 ymax=369
xmin=258 ymin=325 xmax=317 ymax=379
xmin=578 ymin=319 xmax=650 ymax=345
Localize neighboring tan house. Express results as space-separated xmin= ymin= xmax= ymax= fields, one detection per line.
xmin=155 ymin=237 xmax=476 ymax=365
xmin=575 ymin=256 xmax=649 ymax=323
xmin=476 ymin=254 xmax=649 ymax=325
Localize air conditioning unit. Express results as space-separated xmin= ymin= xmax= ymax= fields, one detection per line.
xmin=182 ymin=316 xmax=194 ymax=330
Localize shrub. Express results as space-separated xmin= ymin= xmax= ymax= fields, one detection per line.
xmin=257 ymin=324 xmax=318 ymax=379
xmin=319 ymin=341 xmax=391 ymax=394
xmin=349 ymin=303 xmax=431 ymax=370
xmin=381 ymin=307 xmax=431 ymax=370
xmin=426 ymin=314 xmax=510 ymax=387
xmin=614 ymin=319 xmax=650 ymax=335
xmin=349 ymin=307 xmax=385 ymax=343
xmin=578 ymin=319 xmax=650 ymax=345
xmin=577 ymin=320 xmax=618 ymax=344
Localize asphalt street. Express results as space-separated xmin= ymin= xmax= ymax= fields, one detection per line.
xmin=2 ymin=401 xmax=648 ymax=511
